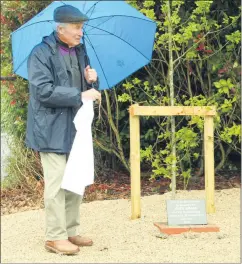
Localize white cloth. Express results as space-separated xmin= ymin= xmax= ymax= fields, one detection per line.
xmin=61 ymin=99 xmax=95 ymax=195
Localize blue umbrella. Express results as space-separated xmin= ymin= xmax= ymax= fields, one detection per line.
xmin=11 ymin=0 xmax=156 ymax=90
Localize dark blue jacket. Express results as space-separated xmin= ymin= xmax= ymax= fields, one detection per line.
xmin=25 ymin=31 xmax=99 ymax=153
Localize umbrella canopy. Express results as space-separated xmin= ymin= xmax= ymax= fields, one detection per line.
xmin=11 ymin=0 xmax=156 ymax=90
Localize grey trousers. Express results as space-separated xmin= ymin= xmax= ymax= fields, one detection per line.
xmin=39 ymin=152 xmax=83 ymax=241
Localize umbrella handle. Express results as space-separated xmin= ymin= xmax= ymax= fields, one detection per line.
xmin=82 ymin=34 xmax=96 ymax=90
xmin=83 ymin=34 xmax=99 ymax=89
xmin=82 ymin=34 xmax=102 ymax=121
xmin=82 ymin=34 xmax=91 ymax=68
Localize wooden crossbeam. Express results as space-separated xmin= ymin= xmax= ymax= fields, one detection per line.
xmin=130 ymin=105 xmax=216 ymax=116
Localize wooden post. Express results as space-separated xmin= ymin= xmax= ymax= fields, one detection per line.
xmin=129 ymin=104 xmax=141 ymax=219
xmin=204 ymin=116 xmax=215 ymax=213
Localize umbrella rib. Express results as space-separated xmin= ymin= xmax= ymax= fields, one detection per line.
xmin=59 ymin=0 xmax=100 ymax=17
xmin=85 ymin=1 xmax=100 ymax=18
xmin=85 ymin=15 xmax=155 ymax=35
xmin=83 ymin=29 xmax=111 ymax=89
xmin=12 ymin=15 xmax=155 ymax=34
xmin=86 ymin=16 xmax=114 ymax=32
xmin=85 ymin=24 xmax=150 ymax=61
xmin=87 ymin=15 xmax=156 ymax=24
xmin=83 ymin=33 xmax=110 ymax=35
xmin=12 ymin=20 xmax=54 ymax=34
xmin=60 ymin=1 xmax=67 ymax=6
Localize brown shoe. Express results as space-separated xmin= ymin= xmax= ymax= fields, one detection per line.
xmin=68 ymin=235 xmax=93 ymax=247
xmin=45 ymin=240 xmax=80 ymax=255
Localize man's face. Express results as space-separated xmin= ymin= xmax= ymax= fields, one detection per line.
xmin=58 ymin=23 xmax=84 ymax=47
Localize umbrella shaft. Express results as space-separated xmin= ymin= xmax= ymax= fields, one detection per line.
xmin=82 ymin=34 xmax=95 ymax=89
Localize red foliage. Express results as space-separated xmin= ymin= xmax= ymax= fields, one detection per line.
xmin=196 ymin=43 xmax=205 ymax=51
xmin=17 ymin=14 xmax=23 ymax=23
xmin=204 ymin=49 xmax=213 ymax=54
xmin=8 ymin=84 xmax=17 ymax=95
xmin=8 ymin=88 xmax=17 ymax=95
xmin=10 ymin=100 xmax=16 ymax=106
xmin=218 ymin=68 xmax=227 ymax=74
xmin=0 ymin=15 xmax=6 ymax=24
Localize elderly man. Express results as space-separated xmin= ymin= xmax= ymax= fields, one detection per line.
xmin=25 ymin=5 xmax=101 ymax=255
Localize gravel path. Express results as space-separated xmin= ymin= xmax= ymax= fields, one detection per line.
xmin=1 ymin=188 xmax=240 ymax=263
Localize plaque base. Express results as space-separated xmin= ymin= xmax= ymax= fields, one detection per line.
xmin=154 ymin=222 xmax=220 ymax=235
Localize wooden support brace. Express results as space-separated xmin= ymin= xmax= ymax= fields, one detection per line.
xmin=129 ymin=104 xmax=141 ymax=219
xmin=204 ymin=116 xmax=215 ymax=213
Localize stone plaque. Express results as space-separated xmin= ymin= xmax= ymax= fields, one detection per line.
xmin=166 ymin=200 xmax=207 ymax=226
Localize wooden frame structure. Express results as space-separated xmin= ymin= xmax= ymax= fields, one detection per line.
xmin=129 ymin=104 xmax=216 ymax=220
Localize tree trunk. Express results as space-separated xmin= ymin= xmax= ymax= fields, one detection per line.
xmin=167 ymin=0 xmax=176 ymax=199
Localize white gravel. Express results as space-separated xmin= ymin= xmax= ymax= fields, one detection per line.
xmin=1 ymin=188 xmax=240 ymax=263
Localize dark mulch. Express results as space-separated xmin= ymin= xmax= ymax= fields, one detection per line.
xmin=1 ymin=170 xmax=240 ymax=215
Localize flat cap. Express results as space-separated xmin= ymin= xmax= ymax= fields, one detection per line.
xmin=54 ymin=5 xmax=89 ymax=23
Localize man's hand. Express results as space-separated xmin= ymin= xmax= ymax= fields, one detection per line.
xmin=84 ymin=65 xmax=97 ymax=84
xmin=82 ymin=88 xmax=101 ymax=102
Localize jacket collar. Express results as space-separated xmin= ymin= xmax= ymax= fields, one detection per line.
xmin=42 ymin=31 xmax=82 ymax=54
xmin=54 ymin=30 xmax=70 ymax=49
